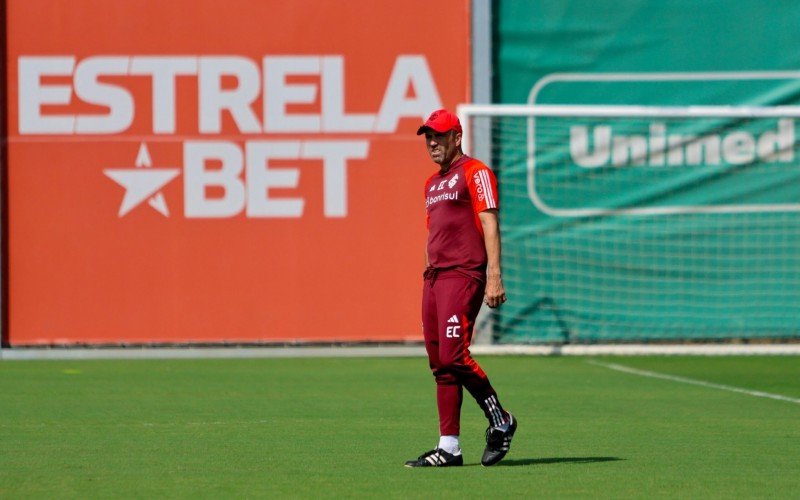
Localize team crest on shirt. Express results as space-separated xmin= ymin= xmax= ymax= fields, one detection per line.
xmin=448 ymin=174 xmax=459 ymax=188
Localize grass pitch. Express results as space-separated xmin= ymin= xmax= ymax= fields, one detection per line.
xmin=1 ymin=355 xmax=798 ymax=498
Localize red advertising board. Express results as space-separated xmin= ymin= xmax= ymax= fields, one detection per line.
xmin=4 ymin=0 xmax=471 ymax=345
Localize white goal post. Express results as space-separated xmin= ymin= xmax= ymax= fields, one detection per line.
xmin=459 ymin=103 xmax=800 ymax=350
xmin=459 ymin=103 xmax=800 ymax=159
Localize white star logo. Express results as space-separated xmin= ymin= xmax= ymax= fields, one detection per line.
xmin=104 ymin=143 xmax=180 ymax=217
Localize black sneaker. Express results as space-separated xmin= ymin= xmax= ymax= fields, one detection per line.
xmin=481 ymin=413 xmax=517 ymax=466
xmin=404 ymin=448 xmax=463 ymax=467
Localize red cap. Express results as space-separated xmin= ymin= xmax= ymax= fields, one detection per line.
xmin=416 ymin=109 xmax=463 ymax=135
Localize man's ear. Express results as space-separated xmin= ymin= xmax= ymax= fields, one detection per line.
xmin=454 ymin=131 xmax=462 ymax=148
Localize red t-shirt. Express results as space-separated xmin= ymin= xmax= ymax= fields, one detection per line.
xmin=425 ymin=155 xmax=499 ymax=275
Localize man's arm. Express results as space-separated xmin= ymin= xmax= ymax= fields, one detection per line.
xmin=478 ymin=209 xmax=506 ymax=308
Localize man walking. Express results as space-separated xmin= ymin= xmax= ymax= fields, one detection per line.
xmin=405 ymin=109 xmax=517 ymax=468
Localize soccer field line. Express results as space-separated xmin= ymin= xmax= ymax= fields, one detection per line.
xmin=2 ymin=419 xmax=271 ymax=429
xmin=4 ymin=420 xmax=270 ymax=431
xmin=586 ymin=360 xmax=800 ymax=405
xmin=4 ymin=344 xmax=800 ymax=361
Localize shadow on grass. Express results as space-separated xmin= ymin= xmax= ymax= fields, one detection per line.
xmin=499 ymin=456 xmax=624 ymax=467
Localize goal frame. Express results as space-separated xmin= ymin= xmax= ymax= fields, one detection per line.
xmin=458 ymin=104 xmax=800 ymax=217
xmin=458 ymin=103 xmax=800 ymax=351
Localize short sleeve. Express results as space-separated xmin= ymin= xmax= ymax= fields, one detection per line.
xmin=465 ymin=163 xmax=499 ymax=213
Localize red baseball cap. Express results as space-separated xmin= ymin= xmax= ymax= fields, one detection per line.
xmin=416 ymin=109 xmax=463 ymax=135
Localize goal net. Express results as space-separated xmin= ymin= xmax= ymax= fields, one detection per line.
xmin=460 ymin=104 xmax=800 ymax=344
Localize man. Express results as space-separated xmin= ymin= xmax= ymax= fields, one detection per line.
xmin=405 ymin=109 xmax=517 ymax=468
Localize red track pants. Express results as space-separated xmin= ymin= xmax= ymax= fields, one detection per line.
xmin=422 ymin=270 xmax=498 ymax=436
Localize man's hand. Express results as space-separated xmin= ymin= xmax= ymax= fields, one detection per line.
xmin=484 ymin=274 xmax=506 ymax=308
xmin=479 ymin=209 xmax=506 ymax=308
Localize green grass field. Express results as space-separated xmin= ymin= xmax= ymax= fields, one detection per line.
xmin=1 ymin=355 xmax=798 ymax=498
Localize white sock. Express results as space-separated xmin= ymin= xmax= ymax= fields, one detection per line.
xmin=438 ymin=435 xmax=461 ymax=456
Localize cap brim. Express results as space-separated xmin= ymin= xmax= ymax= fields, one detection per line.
xmin=417 ymin=124 xmax=453 ymax=135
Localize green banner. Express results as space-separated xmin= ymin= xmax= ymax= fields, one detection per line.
xmin=493 ymin=1 xmax=800 ymax=343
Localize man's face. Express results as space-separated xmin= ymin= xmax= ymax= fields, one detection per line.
xmin=424 ymin=129 xmax=461 ymax=166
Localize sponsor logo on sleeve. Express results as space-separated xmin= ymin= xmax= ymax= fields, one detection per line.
xmin=473 ymin=172 xmax=485 ymax=201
